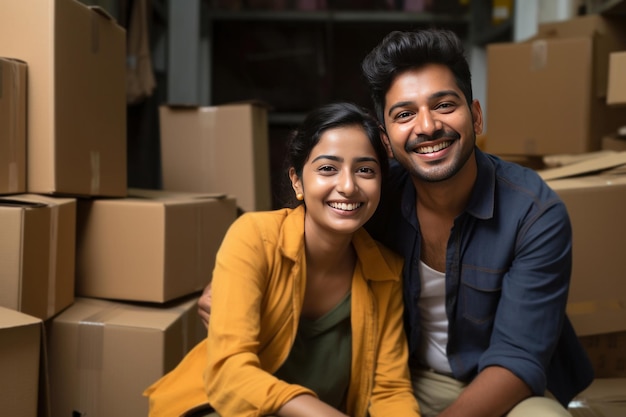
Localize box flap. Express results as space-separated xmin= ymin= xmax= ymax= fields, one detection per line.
xmin=538 ymin=151 xmax=626 ymax=180
xmin=0 ymin=306 xmax=42 ymax=328
xmin=127 ymin=188 xmax=228 ymax=200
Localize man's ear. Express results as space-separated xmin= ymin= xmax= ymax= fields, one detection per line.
xmin=471 ymin=99 xmax=484 ymax=135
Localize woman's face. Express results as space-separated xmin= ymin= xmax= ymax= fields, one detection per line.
xmin=291 ymin=125 xmax=382 ymax=237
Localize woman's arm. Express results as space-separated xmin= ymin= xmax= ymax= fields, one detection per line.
xmin=204 ymin=214 xmax=314 ymax=416
xmin=277 ymin=395 xmax=348 ymax=417
xmin=368 ymin=279 xmax=421 ymax=417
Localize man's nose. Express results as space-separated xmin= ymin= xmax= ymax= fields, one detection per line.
xmin=414 ymin=110 xmax=438 ymax=137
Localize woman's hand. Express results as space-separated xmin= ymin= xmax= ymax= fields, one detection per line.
xmin=197 ymin=282 xmax=212 ymax=328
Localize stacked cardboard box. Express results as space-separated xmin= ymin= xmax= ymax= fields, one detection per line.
xmin=159 ymin=103 xmax=272 ymax=213
xmin=602 ymin=50 xmax=626 ymax=151
xmin=0 ymin=0 xmax=127 ymax=197
xmin=0 ymin=307 xmax=44 ymax=417
xmin=538 ymin=153 xmax=626 ymax=416
xmin=0 ymin=58 xmax=26 ymax=195
xmin=47 ymin=296 xmax=206 ymax=417
xmin=486 ymin=14 xmax=626 ymax=156
xmin=0 ymin=1 xmax=242 ymax=416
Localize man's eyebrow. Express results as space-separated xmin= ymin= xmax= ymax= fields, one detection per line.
xmin=387 ymin=90 xmax=462 ymax=116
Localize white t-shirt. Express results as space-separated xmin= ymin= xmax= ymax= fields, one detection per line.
xmin=418 ymin=260 xmax=452 ymax=374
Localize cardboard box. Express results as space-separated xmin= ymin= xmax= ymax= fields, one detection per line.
xmin=608 ymin=51 xmax=626 ymax=105
xmin=602 ymin=134 xmax=626 ymax=151
xmin=578 ymin=331 xmax=626 ymax=378
xmin=487 ymin=15 xmax=626 ymax=156
xmin=538 ymin=152 xmax=626 ymax=336
xmin=0 ymin=58 xmax=26 ymax=195
xmin=76 ymin=189 xmax=237 ymax=303
xmin=569 ymin=378 xmax=626 ymax=417
xmin=0 ymin=194 xmax=76 ymax=320
xmin=0 ymin=0 xmax=126 ymax=197
xmin=0 ymin=307 xmax=43 ymax=417
xmin=159 ymin=103 xmax=272 ymax=213
xmin=47 ymin=296 xmax=206 ymax=417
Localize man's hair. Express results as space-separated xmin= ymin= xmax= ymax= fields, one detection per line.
xmin=361 ymin=28 xmax=473 ymax=126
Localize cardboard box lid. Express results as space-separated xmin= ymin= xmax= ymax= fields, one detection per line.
xmin=55 ymin=297 xmax=199 ymax=332
xmin=0 ymin=306 xmax=41 ymax=329
xmin=608 ymin=51 xmax=626 ymax=105
xmin=127 ymin=187 xmax=228 ymax=201
xmin=538 ymin=151 xmax=626 ymax=181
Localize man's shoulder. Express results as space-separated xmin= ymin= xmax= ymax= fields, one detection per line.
xmin=482 ymin=151 xmax=557 ymax=199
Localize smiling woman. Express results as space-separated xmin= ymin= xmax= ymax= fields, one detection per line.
xmin=143 ymin=102 xmax=421 ymax=417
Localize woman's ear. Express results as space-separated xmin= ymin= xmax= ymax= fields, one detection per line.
xmin=380 ymin=128 xmax=394 ymax=158
xmin=288 ymin=167 xmax=302 ymax=196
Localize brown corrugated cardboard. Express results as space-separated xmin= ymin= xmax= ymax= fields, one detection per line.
xmin=579 ymin=332 xmax=626 ymax=378
xmin=0 ymin=0 xmax=127 ymax=197
xmin=75 ymin=189 xmax=237 ymax=303
xmin=569 ymin=378 xmax=626 ymax=417
xmin=487 ymin=15 xmax=626 ymax=156
xmin=47 ymin=296 xmax=206 ymax=417
xmin=159 ymin=103 xmax=272 ymax=213
xmin=0 ymin=306 xmax=42 ymax=417
xmin=602 ymin=134 xmax=626 ymax=151
xmin=539 ymin=152 xmax=626 ymax=336
xmin=0 ymin=194 xmax=76 ymax=320
xmin=608 ymin=51 xmax=626 ymax=105
xmin=0 ymin=58 xmax=26 ymax=195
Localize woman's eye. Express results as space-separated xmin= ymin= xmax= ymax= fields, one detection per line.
xmin=318 ymin=165 xmax=335 ymax=172
xmin=357 ymin=166 xmax=377 ymax=176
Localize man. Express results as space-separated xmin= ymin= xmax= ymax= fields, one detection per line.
xmin=199 ymin=28 xmax=593 ymax=417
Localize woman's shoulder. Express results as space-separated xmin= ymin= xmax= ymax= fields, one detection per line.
xmin=354 ymin=228 xmax=404 ymax=279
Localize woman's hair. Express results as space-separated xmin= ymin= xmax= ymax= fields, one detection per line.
xmin=361 ymin=28 xmax=473 ymax=126
xmin=279 ymin=102 xmax=387 ymax=208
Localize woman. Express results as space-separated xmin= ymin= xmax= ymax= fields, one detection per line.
xmin=144 ymin=102 xmax=420 ymax=417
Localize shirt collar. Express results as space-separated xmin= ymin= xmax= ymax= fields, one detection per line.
xmin=399 ymin=147 xmax=496 ymax=222
xmin=280 ymin=205 xmax=399 ymax=282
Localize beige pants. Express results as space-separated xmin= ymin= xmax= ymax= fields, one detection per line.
xmin=412 ymin=369 xmax=572 ymax=417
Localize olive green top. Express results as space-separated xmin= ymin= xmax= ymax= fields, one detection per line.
xmin=274 ymin=292 xmax=352 ymax=410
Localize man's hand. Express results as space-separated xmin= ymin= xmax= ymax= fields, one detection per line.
xmin=198 ymin=282 xmax=212 ymax=328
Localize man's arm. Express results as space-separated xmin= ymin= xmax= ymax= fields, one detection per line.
xmin=198 ymin=281 xmax=212 ymax=328
xmin=438 ymin=366 xmax=531 ymax=417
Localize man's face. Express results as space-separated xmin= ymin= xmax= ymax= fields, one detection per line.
xmin=382 ymin=63 xmax=482 ymax=183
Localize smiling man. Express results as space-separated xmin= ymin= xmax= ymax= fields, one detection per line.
xmin=360 ymin=29 xmax=594 ymax=417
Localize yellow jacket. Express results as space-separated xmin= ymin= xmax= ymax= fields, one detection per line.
xmin=144 ymin=206 xmax=420 ymax=417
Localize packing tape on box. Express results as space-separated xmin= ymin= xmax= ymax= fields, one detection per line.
xmin=531 ymin=40 xmax=548 ymax=72
xmin=567 ymin=300 xmax=625 ymax=315
xmin=77 ymin=304 xmax=122 ymax=415
xmin=75 ymin=300 xmax=195 ymax=414
xmin=194 ymin=205 xmax=204 ymax=292
xmin=91 ymin=9 xmax=100 ymax=54
xmin=3 ymin=60 xmax=21 ymax=193
xmin=199 ymin=108 xmax=216 ymax=191
xmin=90 ymin=151 xmax=100 ymax=195
xmin=46 ymin=204 xmax=59 ymax=318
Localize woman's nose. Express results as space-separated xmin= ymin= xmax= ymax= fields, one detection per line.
xmin=337 ymin=170 xmax=357 ymax=195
